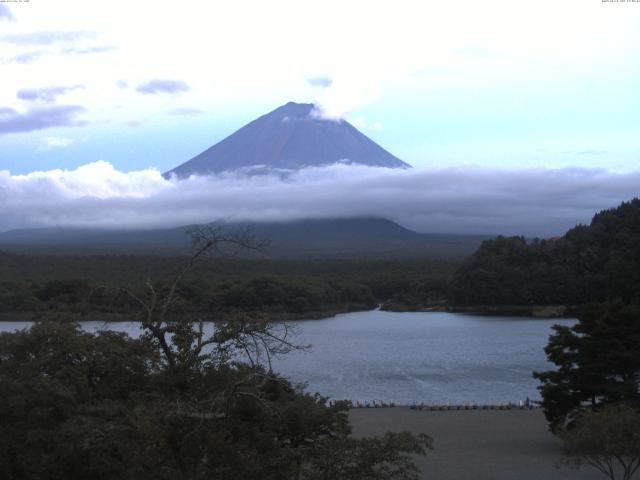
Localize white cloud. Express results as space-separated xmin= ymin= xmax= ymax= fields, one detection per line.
xmin=306 ymin=76 xmax=332 ymax=88
xmin=18 ymin=85 xmax=84 ymax=103
xmin=1 ymin=161 xmax=165 ymax=200
xmin=0 ymin=5 xmax=14 ymax=22
xmin=37 ymin=136 xmax=75 ymax=151
xmin=0 ymin=161 xmax=638 ymax=237
xmin=312 ymin=76 xmax=384 ymax=120
xmin=346 ymin=118 xmax=383 ymax=132
xmin=1 ymin=0 xmax=637 ymax=134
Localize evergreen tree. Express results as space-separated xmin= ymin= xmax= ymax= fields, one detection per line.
xmin=534 ymin=303 xmax=640 ymax=432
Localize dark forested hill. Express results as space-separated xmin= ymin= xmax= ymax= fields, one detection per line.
xmin=449 ymin=198 xmax=640 ymax=307
xmin=0 ymin=218 xmax=487 ymax=260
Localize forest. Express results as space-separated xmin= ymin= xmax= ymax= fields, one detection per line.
xmin=1 ymin=198 xmax=639 ymax=321
xmin=449 ymin=198 xmax=640 ymax=309
xmin=0 ymin=229 xmax=432 ymax=480
xmin=0 ymin=253 xmax=456 ymax=321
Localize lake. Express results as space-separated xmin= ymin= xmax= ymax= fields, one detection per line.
xmin=0 ymin=310 xmax=573 ymax=405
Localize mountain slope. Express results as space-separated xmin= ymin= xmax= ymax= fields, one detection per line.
xmin=0 ymin=218 xmax=486 ymax=259
xmin=165 ymin=102 xmax=411 ymax=177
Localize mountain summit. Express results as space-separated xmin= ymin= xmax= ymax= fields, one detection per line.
xmin=165 ymin=102 xmax=411 ymax=177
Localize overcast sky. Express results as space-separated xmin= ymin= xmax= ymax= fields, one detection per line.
xmin=0 ymin=1 xmax=638 ymax=235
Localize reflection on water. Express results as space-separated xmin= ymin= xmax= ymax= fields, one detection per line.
xmin=0 ymin=311 xmax=574 ymax=405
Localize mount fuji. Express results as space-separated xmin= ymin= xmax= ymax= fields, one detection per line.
xmin=165 ymin=102 xmax=411 ymax=177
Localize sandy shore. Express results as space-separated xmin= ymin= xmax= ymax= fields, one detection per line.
xmin=349 ymin=408 xmax=601 ymax=480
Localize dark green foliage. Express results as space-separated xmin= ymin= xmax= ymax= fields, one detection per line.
xmin=0 ymin=232 xmax=432 ymax=479
xmin=0 ymin=254 xmax=457 ymax=319
xmin=534 ymin=304 xmax=640 ymax=432
xmin=450 ymin=198 xmax=640 ymax=307
xmin=0 ymin=320 xmax=432 ymax=480
xmin=212 ymin=275 xmax=376 ymax=314
xmin=0 ymin=322 xmax=156 ymax=480
xmin=560 ymin=404 xmax=640 ymax=480
xmin=34 ymin=279 xmax=92 ymax=303
xmin=304 ymin=432 xmax=433 ymax=480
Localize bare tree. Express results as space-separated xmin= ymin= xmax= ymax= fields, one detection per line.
xmin=57 ymin=224 xmax=432 ymax=479
xmin=102 ymin=225 xmax=307 ymax=418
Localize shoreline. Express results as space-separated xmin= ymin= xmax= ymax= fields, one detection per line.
xmin=0 ymin=301 xmax=583 ymax=322
xmin=383 ymin=303 xmax=580 ymax=318
xmin=0 ymin=304 xmax=578 ymax=322
xmin=0 ymin=304 xmax=376 ymax=323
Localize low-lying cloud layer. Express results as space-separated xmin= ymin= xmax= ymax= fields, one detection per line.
xmin=1 ymin=161 xmax=638 ymax=236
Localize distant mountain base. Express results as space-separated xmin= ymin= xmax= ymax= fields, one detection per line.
xmin=0 ymin=218 xmax=489 ymax=260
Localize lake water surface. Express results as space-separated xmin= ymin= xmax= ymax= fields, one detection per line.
xmin=1 ymin=310 xmax=574 ymax=405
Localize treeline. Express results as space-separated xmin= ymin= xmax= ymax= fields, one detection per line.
xmin=4 ymin=198 xmax=639 ymax=318
xmin=0 ymin=274 xmax=376 ymax=320
xmin=0 ymin=255 xmax=457 ymax=320
xmin=449 ymin=198 xmax=640 ymax=307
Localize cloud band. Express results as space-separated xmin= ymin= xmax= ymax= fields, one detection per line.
xmin=0 ymin=162 xmax=638 ymax=236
